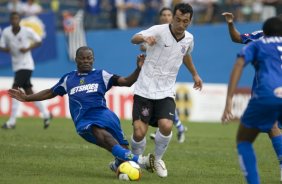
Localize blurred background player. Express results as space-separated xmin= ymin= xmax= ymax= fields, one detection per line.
xmin=131 ymin=3 xmax=202 ymax=178
xmin=141 ymin=7 xmax=187 ymax=143
xmin=221 ymin=16 xmax=282 ymax=184
xmin=0 ymin=12 xmax=52 ymax=129
xmin=222 ymin=12 xmax=282 ymax=182
xmin=7 ymin=46 xmax=155 ymax=174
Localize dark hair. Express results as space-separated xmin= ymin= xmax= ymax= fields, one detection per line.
xmin=10 ymin=11 xmax=21 ymax=19
xmin=76 ymin=46 xmax=93 ymax=57
xmin=263 ymin=17 xmax=282 ymax=36
xmin=173 ymin=3 xmax=193 ymax=19
xmin=159 ymin=7 xmax=172 ymax=16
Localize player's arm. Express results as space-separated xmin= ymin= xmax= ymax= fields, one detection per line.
xmin=131 ymin=34 xmax=156 ymax=46
xmin=0 ymin=31 xmax=10 ymax=53
xmin=20 ymin=41 xmax=42 ymax=53
xmin=221 ymin=57 xmax=244 ymax=123
xmin=183 ymin=55 xmax=202 ymax=91
xmin=8 ymin=88 xmax=56 ymax=102
xmin=222 ymin=12 xmax=243 ymax=43
xmin=117 ymin=54 xmax=144 ymax=86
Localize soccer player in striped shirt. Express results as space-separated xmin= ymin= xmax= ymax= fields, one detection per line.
xmin=7 ymin=46 xmax=155 ymax=174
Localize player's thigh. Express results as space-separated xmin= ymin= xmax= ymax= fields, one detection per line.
xmin=13 ymin=70 xmax=33 ymax=89
xmin=132 ymin=95 xmax=154 ymax=125
xmin=154 ymin=97 xmax=175 ymax=122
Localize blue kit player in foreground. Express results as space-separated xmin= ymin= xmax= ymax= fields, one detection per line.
xmin=222 ymin=12 xmax=282 ymax=182
xmin=7 ymin=46 xmax=155 ymax=174
xmin=221 ymin=17 xmax=282 ymax=184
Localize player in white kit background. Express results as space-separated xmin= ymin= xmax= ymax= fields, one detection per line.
xmin=0 ymin=12 xmax=52 ymax=129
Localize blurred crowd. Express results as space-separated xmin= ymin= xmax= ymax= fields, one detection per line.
xmin=0 ymin=0 xmax=281 ymax=30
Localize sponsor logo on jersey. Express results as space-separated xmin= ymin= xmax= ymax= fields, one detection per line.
xmin=70 ymin=83 xmax=99 ymax=95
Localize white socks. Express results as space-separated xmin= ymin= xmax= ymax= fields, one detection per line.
xmin=6 ymin=99 xmax=20 ymax=126
xmin=34 ymin=101 xmax=50 ymax=119
xmin=155 ymin=129 xmax=172 ymax=161
xmin=131 ymin=136 xmax=146 ymax=155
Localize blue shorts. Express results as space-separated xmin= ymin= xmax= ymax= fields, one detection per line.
xmin=76 ymin=108 xmax=129 ymax=146
xmin=241 ymin=98 xmax=282 ymax=132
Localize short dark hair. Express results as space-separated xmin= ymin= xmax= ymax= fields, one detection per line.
xmin=263 ymin=17 xmax=282 ymax=36
xmin=159 ymin=7 xmax=172 ymax=16
xmin=10 ymin=11 xmax=20 ymax=19
xmin=173 ymin=3 xmax=193 ymax=19
xmin=76 ymin=46 xmax=93 ymax=57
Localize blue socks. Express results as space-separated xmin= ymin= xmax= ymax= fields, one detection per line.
xmin=271 ymin=135 xmax=282 ymax=168
xmin=237 ymin=142 xmax=260 ymax=184
xmin=112 ymin=144 xmax=139 ymax=163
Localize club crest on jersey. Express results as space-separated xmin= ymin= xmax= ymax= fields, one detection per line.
xmin=80 ymin=77 xmax=85 ymax=85
xmin=181 ymin=45 xmax=186 ymax=54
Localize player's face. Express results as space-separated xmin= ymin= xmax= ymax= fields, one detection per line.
xmin=159 ymin=10 xmax=173 ymax=24
xmin=171 ymin=10 xmax=191 ymax=36
xmin=76 ymin=49 xmax=94 ymax=73
xmin=10 ymin=14 xmax=20 ymax=27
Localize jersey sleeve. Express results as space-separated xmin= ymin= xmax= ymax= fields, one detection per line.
xmin=137 ymin=25 xmax=160 ymax=37
xmin=26 ymin=27 xmax=42 ymax=43
xmin=240 ymin=30 xmax=264 ymax=44
xmin=102 ymin=70 xmax=115 ymax=90
xmin=186 ymin=38 xmax=194 ymax=56
xmin=0 ymin=29 xmax=7 ymax=48
xmin=237 ymin=41 xmax=258 ymax=66
xmin=51 ymin=74 xmax=69 ymax=96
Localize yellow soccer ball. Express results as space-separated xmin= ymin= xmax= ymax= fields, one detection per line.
xmin=117 ymin=161 xmax=142 ymax=181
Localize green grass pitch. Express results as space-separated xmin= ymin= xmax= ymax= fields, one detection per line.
xmin=0 ymin=117 xmax=279 ymax=184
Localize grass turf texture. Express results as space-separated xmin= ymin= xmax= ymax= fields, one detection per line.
xmin=0 ymin=117 xmax=279 ymax=184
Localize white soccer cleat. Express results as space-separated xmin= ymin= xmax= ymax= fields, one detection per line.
xmin=150 ymin=132 xmax=156 ymax=140
xmin=177 ymin=126 xmax=188 ymax=143
xmin=138 ymin=153 xmax=155 ymax=173
xmin=109 ymin=161 xmax=118 ymax=173
xmin=154 ymin=159 xmax=167 ymax=177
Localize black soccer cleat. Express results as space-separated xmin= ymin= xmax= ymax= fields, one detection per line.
xmin=43 ymin=113 xmax=53 ymax=129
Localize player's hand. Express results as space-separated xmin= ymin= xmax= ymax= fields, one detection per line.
xmin=144 ymin=36 xmax=156 ymax=46
xmin=193 ymin=75 xmax=203 ymax=91
xmin=222 ymin=12 xmax=234 ymax=23
xmin=221 ymin=99 xmax=233 ymax=124
xmin=137 ymin=54 xmax=145 ymax=69
xmin=8 ymin=88 xmax=27 ymax=102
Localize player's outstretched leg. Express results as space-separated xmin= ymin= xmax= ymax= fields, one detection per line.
xmin=111 ymin=144 xmax=155 ymax=173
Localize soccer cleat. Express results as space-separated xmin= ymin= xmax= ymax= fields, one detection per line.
xmin=150 ymin=132 xmax=156 ymax=140
xmin=109 ymin=161 xmax=118 ymax=173
xmin=138 ymin=153 xmax=155 ymax=173
xmin=1 ymin=123 xmax=15 ymax=129
xmin=43 ymin=113 xmax=53 ymax=129
xmin=177 ymin=131 xmax=185 ymax=143
xmin=154 ymin=159 xmax=168 ymax=177
xmin=177 ymin=126 xmax=188 ymax=143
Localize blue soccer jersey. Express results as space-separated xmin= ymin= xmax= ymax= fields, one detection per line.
xmin=238 ymin=36 xmax=282 ymax=132
xmin=240 ymin=30 xmax=264 ymax=44
xmin=238 ymin=36 xmax=282 ymax=98
xmin=51 ymin=69 xmax=128 ymax=145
